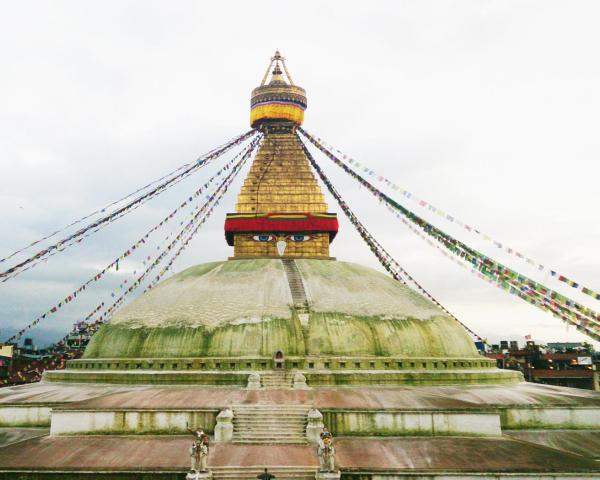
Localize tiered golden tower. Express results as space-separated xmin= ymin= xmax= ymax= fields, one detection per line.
xmin=225 ymin=51 xmax=338 ymax=258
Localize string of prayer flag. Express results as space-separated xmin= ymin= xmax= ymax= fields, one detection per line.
xmin=0 ymin=130 xmax=257 ymax=282
xmin=299 ymin=127 xmax=600 ymax=304
xmin=299 ymin=129 xmax=600 ymax=342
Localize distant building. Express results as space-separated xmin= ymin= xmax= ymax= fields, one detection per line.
xmin=546 ymin=342 xmax=589 ymax=353
xmin=485 ymin=339 xmax=599 ymax=391
xmin=65 ymin=321 xmax=94 ymax=351
xmin=0 ymin=344 xmax=14 ymax=381
xmin=18 ymin=338 xmax=53 ymax=360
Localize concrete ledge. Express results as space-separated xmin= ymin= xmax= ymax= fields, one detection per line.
xmin=43 ymin=368 xmax=522 ymax=387
xmin=50 ymin=409 xmax=218 ymax=435
xmin=0 ymin=406 xmax=51 ymax=427
xmin=306 ymin=369 xmax=522 ymax=387
xmin=43 ymin=370 xmax=249 ymax=386
xmin=500 ymin=407 xmax=600 ymax=429
xmin=67 ymin=356 xmax=497 ymax=371
xmin=322 ymin=410 xmax=502 ymax=436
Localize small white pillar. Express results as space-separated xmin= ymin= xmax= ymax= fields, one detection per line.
xmin=306 ymin=408 xmax=324 ymax=444
xmin=293 ymin=372 xmax=309 ymax=389
xmin=214 ymin=408 xmax=234 ymax=442
xmin=247 ymin=373 xmax=261 ymax=389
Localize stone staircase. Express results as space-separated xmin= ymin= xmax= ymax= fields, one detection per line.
xmin=211 ymin=466 xmax=318 ymax=480
xmin=261 ymin=370 xmax=293 ymax=388
xmin=281 ymin=259 xmax=309 ymax=311
xmin=232 ymin=404 xmax=309 ymax=444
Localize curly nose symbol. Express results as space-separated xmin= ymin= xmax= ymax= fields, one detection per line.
xmin=276 ymin=240 xmax=287 ymax=257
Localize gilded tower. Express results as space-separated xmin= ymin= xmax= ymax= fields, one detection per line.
xmin=225 ymin=51 xmax=338 ymax=258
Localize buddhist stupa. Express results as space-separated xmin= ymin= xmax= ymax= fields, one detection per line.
xmin=79 ymin=50 xmax=501 ymax=371
xmin=0 ymin=52 xmax=599 ymax=480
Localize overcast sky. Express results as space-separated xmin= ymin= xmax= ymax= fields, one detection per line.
xmin=1 ymin=0 xmax=599 ymax=349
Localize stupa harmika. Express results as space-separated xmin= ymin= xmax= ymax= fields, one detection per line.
xmin=1 ymin=51 xmax=600 ymax=479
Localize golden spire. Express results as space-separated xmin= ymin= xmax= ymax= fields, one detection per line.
xmin=250 ymin=51 xmax=307 ymax=128
xmin=224 ymin=52 xmax=338 ymax=259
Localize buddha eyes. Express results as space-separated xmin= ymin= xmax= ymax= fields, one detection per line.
xmin=289 ymin=235 xmax=311 ymax=242
xmin=252 ymin=235 xmax=274 ymax=242
xmin=250 ymin=234 xmax=313 ymax=242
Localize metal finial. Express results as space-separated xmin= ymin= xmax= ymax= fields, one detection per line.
xmin=260 ymin=50 xmax=295 ymax=86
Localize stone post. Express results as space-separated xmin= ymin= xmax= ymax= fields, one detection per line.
xmin=214 ymin=408 xmax=234 ymax=442
xmin=306 ymin=408 xmax=324 ymax=444
xmin=247 ymin=373 xmax=261 ymax=389
xmin=293 ymin=372 xmax=309 ymax=389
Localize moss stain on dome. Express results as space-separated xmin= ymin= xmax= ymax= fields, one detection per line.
xmin=84 ymin=259 xmax=480 ymax=359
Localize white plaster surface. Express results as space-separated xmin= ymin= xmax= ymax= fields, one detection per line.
xmin=109 ymin=259 xmax=451 ymax=330
xmin=111 ymin=260 xmax=293 ymax=328
xmin=503 ymin=407 xmax=600 ymax=429
xmin=297 ymin=260 xmax=444 ymax=320
xmin=332 ymin=411 xmax=501 ymax=436
xmin=50 ymin=409 xmax=218 ymax=435
xmin=0 ymin=405 xmax=51 ymax=427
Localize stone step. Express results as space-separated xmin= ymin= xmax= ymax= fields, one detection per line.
xmin=234 ymin=416 xmax=305 ymax=418
xmin=232 ymin=440 xmax=308 ymax=445
xmin=234 ymin=416 xmax=306 ymax=421
xmin=234 ymin=410 xmax=305 ymax=414
xmin=232 ymin=433 xmax=306 ymax=437
xmin=232 ymin=436 xmax=307 ymax=441
xmin=232 ymin=427 xmax=305 ymax=432
xmin=234 ymin=419 xmax=306 ymax=423
xmin=231 ymin=403 xmax=310 ymax=406
xmin=233 ymin=419 xmax=304 ymax=424
xmin=231 ymin=436 xmax=307 ymax=441
xmin=234 ymin=428 xmax=305 ymax=432
xmin=213 ymin=473 xmax=314 ymax=478
xmin=211 ymin=466 xmax=317 ymax=480
xmin=233 ymin=432 xmax=306 ymax=437
xmin=233 ymin=410 xmax=306 ymax=415
xmin=233 ymin=416 xmax=306 ymax=426
xmin=231 ymin=403 xmax=308 ymax=444
xmin=232 ymin=405 xmax=307 ymax=410
xmin=233 ymin=410 xmax=306 ymax=413
xmin=281 ymin=258 xmax=309 ymax=306
xmin=261 ymin=384 xmax=293 ymax=387
xmin=233 ymin=407 xmax=308 ymax=416
xmin=233 ymin=431 xmax=305 ymax=436
xmin=233 ymin=422 xmax=306 ymax=427
xmin=232 ymin=404 xmax=306 ymax=409
xmin=232 ymin=433 xmax=306 ymax=438
xmin=234 ymin=421 xmax=304 ymax=426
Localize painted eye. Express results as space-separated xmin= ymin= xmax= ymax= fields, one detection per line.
xmin=252 ymin=235 xmax=274 ymax=242
xmin=288 ymin=235 xmax=312 ymax=242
